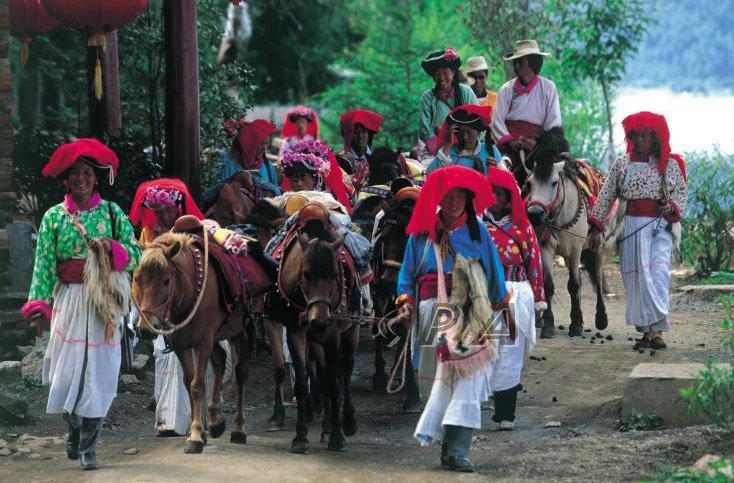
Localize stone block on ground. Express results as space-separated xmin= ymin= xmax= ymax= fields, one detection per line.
xmin=21 ymin=336 xmax=47 ymax=381
xmin=0 ymin=360 xmax=21 ymax=385
xmin=0 ymin=360 xmax=29 ymax=424
xmin=622 ymin=363 xmax=723 ymax=428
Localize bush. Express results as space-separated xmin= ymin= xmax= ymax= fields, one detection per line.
xmin=680 ymin=295 xmax=734 ymax=432
xmin=680 ymin=148 xmax=734 ymax=274
xmin=617 ymin=409 xmax=664 ymax=432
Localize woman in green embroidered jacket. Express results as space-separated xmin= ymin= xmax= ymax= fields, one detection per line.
xmin=21 ymin=139 xmax=141 ymax=471
xmin=418 ymin=47 xmax=478 ymax=151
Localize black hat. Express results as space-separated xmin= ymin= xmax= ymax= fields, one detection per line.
xmin=389 ymin=177 xmax=414 ymax=196
xmin=421 ymin=48 xmax=461 ymax=77
xmin=447 ymin=108 xmax=489 ymax=132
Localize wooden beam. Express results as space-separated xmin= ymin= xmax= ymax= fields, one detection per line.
xmin=163 ymin=0 xmax=201 ymax=200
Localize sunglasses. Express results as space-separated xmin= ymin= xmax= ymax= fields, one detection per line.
xmin=469 ymin=73 xmax=486 ymax=80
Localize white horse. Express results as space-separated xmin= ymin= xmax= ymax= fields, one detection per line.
xmin=524 ymin=153 xmax=621 ymax=338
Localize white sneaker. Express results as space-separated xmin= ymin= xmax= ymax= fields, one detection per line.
xmin=497 ymin=420 xmax=515 ymax=431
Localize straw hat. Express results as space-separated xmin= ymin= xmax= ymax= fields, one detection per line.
xmin=503 ymin=40 xmax=550 ymax=61
xmin=465 ymin=56 xmax=489 ymax=86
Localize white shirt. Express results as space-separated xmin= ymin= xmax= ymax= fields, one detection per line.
xmin=491 ymin=76 xmax=562 ymax=144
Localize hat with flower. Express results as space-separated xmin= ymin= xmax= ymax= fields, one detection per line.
xmin=421 ymin=47 xmax=461 ymax=77
xmin=129 ymin=178 xmax=203 ymax=229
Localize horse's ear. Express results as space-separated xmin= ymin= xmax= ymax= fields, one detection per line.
xmin=560 ymin=152 xmax=577 ymax=174
xmin=163 ymin=240 xmax=182 ymax=259
xmin=298 ymin=232 xmax=317 ymax=251
xmin=220 ymin=183 xmax=235 ymax=202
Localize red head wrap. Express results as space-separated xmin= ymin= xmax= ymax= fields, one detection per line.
xmin=281 ymin=106 xmax=319 ymax=139
xmin=339 ymin=109 xmax=383 ymax=152
xmin=406 ymin=165 xmax=494 ymax=241
xmin=129 ymin=178 xmax=203 ymax=230
xmin=42 ymin=138 xmax=119 ymax=184
xmin=622 ymin=111 xmax=686 ymax=181
xmin=487 ymin=167 xmax=528 ymax=229
xmin=237 ymin=119 xmax=276 ymax=170
xmin=430 ymin=104 xmax=493 ymax=155
xmin=280 ymin=143 xmax=353 ymax=214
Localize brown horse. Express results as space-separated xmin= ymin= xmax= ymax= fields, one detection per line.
xmin=273 ymin=215 xmax=360 ymax=453
xmin=133 ymin=231 xmax=251 ymax=453
xmin=369 ymin=198 xmax=420 ymax=410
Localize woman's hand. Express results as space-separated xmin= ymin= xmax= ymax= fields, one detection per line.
xmin=587 ymin=228 xmax=602 ymax=252
xmin=519 ymin=136 xmax=537 ymax=150
xmin=658 ymin=202 xmax=673 ymax=218
xmin=508 ymin=139 xmax=522 ymax=150
xmin=101 ymin=238 xmax=112 ymax=253
xmin=399 ymin=303 xmax=413 ymax=319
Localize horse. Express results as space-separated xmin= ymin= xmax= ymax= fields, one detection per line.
xmin=369 ymin=196 xmax=420 ymax=410
xmin=133 ymin=230 xmax=252 ymax=453
xmin=507 ymin=126 xmax=568 ymax=188
xmin=524 ymin=144 xmax=618 ymax=338
xmin=272 ymin=213 xmax=360 ymax=453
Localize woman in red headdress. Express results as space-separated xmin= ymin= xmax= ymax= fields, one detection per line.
xmin=484 ymin=167 xmax=545 ymax=430
xmin=278 ymin=106 xmax=319 ymax=157
xmin=337 ymin=109 xmax=383 ymax=193
xmin=21 ymin=139 xmax=142 ymax=470
xmin=588 ymin=111 xmax=687 ymax=351
xmin=397 ymin=166 xmax=508 ymax=472
xmin=130 ymin=178 xmax=203 ymax=243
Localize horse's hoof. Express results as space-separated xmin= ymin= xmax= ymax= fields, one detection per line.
xmin=372 ymin=373 xmax=388 ymax=392
xmin=328 ymin=434 xmax=346 ymax=452
xmin=540 ymin=326 xmax=556 ymax=339
xmin=183 ymin=440 xmax=204 ymax=454
xmin=230 ymin=431 xmax=247 ymax=444
xmin=209 ymin=419 xmax=226 ymax=439
xmin=320 ymin=431 xmax=329 ymax=444
xmin=342 ymin=415 xmax=357 ymax=437
xmin=595 ymin=312 xmax=608 ymax=331
xmin=568 ymin=323 xmax=583 ymax=337
xmin=290 ymin=438 xmax=309 ymax=454
xmin=402 ymin=399 xmax=422 ymax=414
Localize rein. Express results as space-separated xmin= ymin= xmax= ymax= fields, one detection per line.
xmin=136 ymin=230 xmax=210 ymax=336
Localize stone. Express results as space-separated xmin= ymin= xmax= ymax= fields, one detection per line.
xmin=123 ymin=447 xmax=138 ymax=455
xmin=120 ymin=374 xmax=139 ymax=385
xmin=0 ymin=362 xmax=28 ymax=424
xmin=21 ymin=337 xmax=47 ymax=381
xmin=16 ymin=345 xmax=34 ymax=358
xmin=0 ymin=360 xmax=21 ymax=385
xmin=131 ymin=354 xmax=150 ymax=379
xmin=622 ymin=363 xmax=728 ymax=427
xmin=690 ymin=454 xmax=733 ymax=478
xmin=0 ymin=439 xmax=6 ymax=448
xmin=6 ymin=220 xmax=36 ymax=292
xmin=28 ymin=453 xmax=41 ymax=460
xmin=544 ymin=421 xmax=562 ymax=428
xmin=0 ymin=448 xmax=11 ymax=456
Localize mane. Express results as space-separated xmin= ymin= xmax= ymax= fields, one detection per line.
xmin=245 ymin=199 xmax=282 ymax=228
xmin=381 ymin=199 xmax=414 ymax=232
xmin=304 ymin=238 xmax=338 ymax=279
xmin=138 ymin=232 xmax=197 ymax=307
xmin=534 ymin=128 xmax=570 ymax=182
xmin=300 ymin=219 xmax=335 ymax=242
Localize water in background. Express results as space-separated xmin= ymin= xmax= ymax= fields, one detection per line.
xmin=614 ymin=88 xmax=734 ymax=154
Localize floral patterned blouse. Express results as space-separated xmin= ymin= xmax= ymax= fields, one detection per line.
xmin=28 ymin=194 xmax=142 ymax=305
xmin=591 ymin=154 xmax=687 ymax=225
xmin=485 ymin=215 xmax=546 ymax=306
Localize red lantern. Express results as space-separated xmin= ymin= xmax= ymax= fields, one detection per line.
xmin=41 ymin=0 xmax=148 ymax=99
xmin=9 ymin=0 xmax=61 ymax=66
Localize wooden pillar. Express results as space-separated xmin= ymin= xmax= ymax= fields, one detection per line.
xmin=163 ymin=0 xmax=201 ymax=200
xmin=86 ymin=31 xmax=122 ymax=140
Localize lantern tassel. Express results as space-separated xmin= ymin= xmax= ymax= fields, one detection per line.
xmin=20 ymin=42 xmax=29 ymax=67
xmin=94 ymin=58 xmax=103 ymax=100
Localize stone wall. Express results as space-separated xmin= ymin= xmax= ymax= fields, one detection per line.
xmin=0 ymin=0 xmax=12 ymax=267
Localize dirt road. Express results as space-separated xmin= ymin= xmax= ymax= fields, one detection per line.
xmin=0 ymin=265 xmax=731 ymax=482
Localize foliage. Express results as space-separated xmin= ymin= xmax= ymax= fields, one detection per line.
xmin=680 ymin=148 xmax=734 ymax=273
xmin=316 ymin=0 xmax=476 ymax=150
xmin=625 ymin=0 xmax=734 ymax=92
xmin=656 ymin=458 xmax=734 ymax=482
xmin=243 ymin=0 xmax=361 ymax=104
xmin=680 ymin=296 xmax=734 ymax=432
xmin=700 ymin=273 xmax=734 ymax=286
xmin=617 ymin=409 xmax=664 ymax=431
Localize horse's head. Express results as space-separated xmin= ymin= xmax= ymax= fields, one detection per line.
xmin=245 ymin=199 xmax=285 ymax=249
xmin=297 ymin=219 xmax=345 ymax=327
xmin=525 ymin=152 xmax=577 ymax=227
xmin=375 ymin=199 xmax=414 ymax=283
xmin=210 ymin=178 xmax=254 ymax=227
xmin=133 ymin=233 xmax=196 ymax=330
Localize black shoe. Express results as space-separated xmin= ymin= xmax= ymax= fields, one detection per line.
xmin=650 ymin=336 xmax=667 ymax=350
xmin=440 ymin=442 xmax=449 ymax=468
xmin=448 ymin=456 xmax=475 ymax=473
xmin=80 ymin=451 xmax=98 ymax=471
xmin=66 ymin=430 xmax=79 ymax=460
xmin=633 ymin=338 xmax=650 ymax=350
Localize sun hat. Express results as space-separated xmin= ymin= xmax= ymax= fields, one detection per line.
xmin=503 ymin=40 xmax=550 ymax=61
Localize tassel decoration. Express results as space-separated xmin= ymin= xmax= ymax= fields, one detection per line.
xmin=87 ymin=34 xmax=107 ymax=101
xmin=20 ymin=42 xmax=29 ymax=67
xmin=93 ymin=58 xmax=103 ymax=100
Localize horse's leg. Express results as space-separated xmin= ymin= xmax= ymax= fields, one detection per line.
xmin=231 ymin=332 xmax=250 ymax=444
xmin=567 ymin=249 xmax=585 ymax=337
xmin=325 ymin=328 xmax=345 ymax=452
xmin=341 ymin=325 xmax=359 ymax=437
xmin=308 ymin=341 xmax=324 ymax=422
xmin=287 ymin=326 xmax=310 ymax=454
xmin=206 ymin=342 xmax=227 ymax=438
xmin=540 ymin=247 xmax=557 ymax=339
xmin=372 ymin=323 xmax=388 ymax=392
xmin=184 ymin=341 xmax=214 ymax=454
xmin=263 ymin=318 xmax=286 ymax=430
xmin=587 ymin=249 xmax=609 ymax=330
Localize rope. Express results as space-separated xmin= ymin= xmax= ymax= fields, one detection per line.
xmin=616 ymin=216 xmax=661 ymax=245
xmin=137 ymin=228 xmax=210 ymax=336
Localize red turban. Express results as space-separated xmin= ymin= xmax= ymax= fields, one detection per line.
xmin=42 ymin=138 xmax=119 ymax=184
xmin=281 ymin=106 xmax=319 ymax=139
xmin=339 ymin=109 xmax=383 ymax=151
xmin=487 ymin=167 xmax=529 ymax=229
xmin=622 ymin=111 xmax=686 ymax=180
xmin=406 ymin=165 xmax=494 ymax=241
xmin=129 ymin=178 xmax=203 ymax=230
xmin=238 ymin=119 xmax=276 ymax=170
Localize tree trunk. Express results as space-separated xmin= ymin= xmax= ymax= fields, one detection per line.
xmin=601 ymin=78 xmax=615 ymax=167
xmin=104 ymin=31 xmax=122 ymax=139
xmin=163 ymin=0 xmax=201 ymax=200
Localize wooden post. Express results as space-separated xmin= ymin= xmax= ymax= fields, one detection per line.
xmin=163 ymin=0 xmax=201 ymax=200
xmin=104 ymin=31 xmax=122 ymax=139
xmin=86 ymin=40 xmax=106 ymax=139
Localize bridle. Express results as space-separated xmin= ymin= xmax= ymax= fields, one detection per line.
xmin=525 ymin=170 xmax=586 ymax=242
